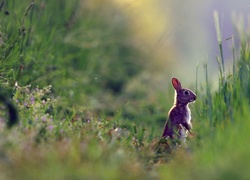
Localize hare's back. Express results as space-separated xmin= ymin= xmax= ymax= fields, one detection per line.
xmin=169 ymin=106 xmax=191 ymax=124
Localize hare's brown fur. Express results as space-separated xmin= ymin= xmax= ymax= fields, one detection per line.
xmin=162 ymin=78 xmax=196 ymax=143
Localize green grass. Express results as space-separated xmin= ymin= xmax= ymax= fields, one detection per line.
xmin=0 ymin=1 xmax=250 ymax=179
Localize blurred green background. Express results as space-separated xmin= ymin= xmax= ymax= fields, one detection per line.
xmin=0 ymin=0 xmax=250 ymax=179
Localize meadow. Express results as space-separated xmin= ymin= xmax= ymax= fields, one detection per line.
xmin=0 ymin=1 xmax=250 ymax=179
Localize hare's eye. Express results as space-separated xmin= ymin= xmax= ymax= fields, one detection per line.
xmin=184 ymin=90 xmax=189 ymax=95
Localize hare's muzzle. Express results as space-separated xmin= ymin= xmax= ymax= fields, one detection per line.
xmin=190 ymin=94 xmax=196 ymax=102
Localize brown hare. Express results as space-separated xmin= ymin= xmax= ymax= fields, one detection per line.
xmin=162 ymin=77 xmax=196 ymax=146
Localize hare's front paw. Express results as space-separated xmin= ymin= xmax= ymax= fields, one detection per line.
xmin=188 ymin=131 xmax=196 ymax=138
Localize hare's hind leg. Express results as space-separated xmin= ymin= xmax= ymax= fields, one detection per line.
xmin=176 ymin=124 xmax=188 ymax=148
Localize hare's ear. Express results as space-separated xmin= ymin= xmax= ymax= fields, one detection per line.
xmin=172 ymin=78 xmax=182 ymax=91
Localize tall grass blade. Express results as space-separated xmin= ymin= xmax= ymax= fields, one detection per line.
xmin=214 ymin=11 xmax=225 ymax=81
xmin=196 ymin=62 xmax=199 ymax=95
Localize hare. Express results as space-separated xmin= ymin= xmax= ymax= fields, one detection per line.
xmin=162 ymin=77 xmax=196 ymax=145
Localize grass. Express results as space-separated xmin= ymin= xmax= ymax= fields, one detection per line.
xmin=0 ymin=1 xmax=250 ymax=179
